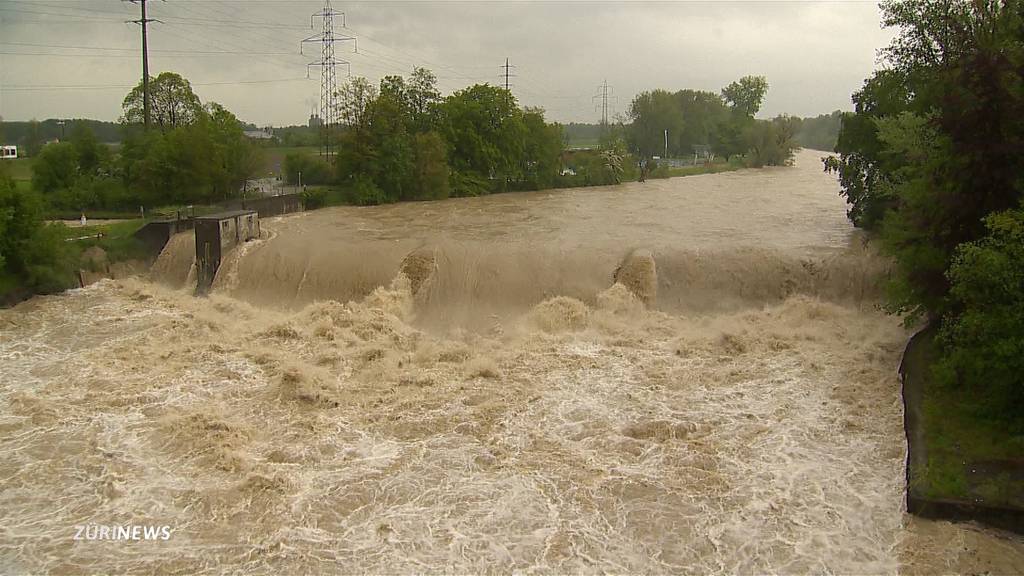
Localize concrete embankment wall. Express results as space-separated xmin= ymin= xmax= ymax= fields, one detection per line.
xmin=133 ymin=193 xmax=303 ymax=258
xmin=900 ymin=326 xmax=1024 ymax=534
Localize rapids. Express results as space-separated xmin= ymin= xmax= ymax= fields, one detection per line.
xmin=2 ymin=150 xmax=1022 ymax=573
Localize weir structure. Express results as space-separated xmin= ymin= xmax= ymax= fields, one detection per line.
xmin=194 ymin=210 xmax=260 ymax=294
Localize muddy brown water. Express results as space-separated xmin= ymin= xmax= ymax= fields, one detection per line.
xmin=3 ymin=150 xmax=1023 ymax=573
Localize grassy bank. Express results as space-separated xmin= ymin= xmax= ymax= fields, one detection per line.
xmin=907 ymin=329 xmax=1024 ymax=508
xmin=60 ymin=219 xmax=149 ymax=265
xmin=0 ymin=219 xmax=149 ymax=307
xmin=667 ymin=160 xmax=746 ymax=178
xmin=3 ymin=157 xmax=33 ymax=181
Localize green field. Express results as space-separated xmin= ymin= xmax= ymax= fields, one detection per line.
xmin=566 ymin=138 xmax=600 ymax=149
xmin=667 ymin=161 xmax=745 ymax=178
xmin=60 ymin=218 xmax=149 ymax=265
xmin=259 ymin=146 xmax=319 ymax=177
xmin=3 ymin=157 xmax=33 ymax=181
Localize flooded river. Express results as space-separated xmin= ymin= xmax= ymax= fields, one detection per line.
xmin=2 ymin=150 xmax=1022 ymax=573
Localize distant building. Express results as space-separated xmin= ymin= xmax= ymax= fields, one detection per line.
xmin=1 ymin=145 xmax=16 ymax=160
xmin=308 ymin=113 xmax=322 ymax=129
xmin=243 ymin=128 xmax=275 ymax=141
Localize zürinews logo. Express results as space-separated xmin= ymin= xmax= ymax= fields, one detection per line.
xmin=74 ymin=524 xmax=172 ymax=541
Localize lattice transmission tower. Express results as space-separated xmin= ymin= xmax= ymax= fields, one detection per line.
xmin=302 ymin=0 xmax=354 ymax=157
xmin=593 ymin=79 xmax=616 ymax=127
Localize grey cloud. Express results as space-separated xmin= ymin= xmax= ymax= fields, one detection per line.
xmin=0 ymin=0 xmax=894 ymax=126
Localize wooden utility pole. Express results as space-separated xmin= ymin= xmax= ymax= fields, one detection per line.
xmin=128 ymin=0 xmax=157 ymax=129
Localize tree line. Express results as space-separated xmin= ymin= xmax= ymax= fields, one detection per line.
xmin=825 ymin=0 xmax=1024 ymax=428
xmin=35 ymin=72 xmax=262 ymax=212
xmin=285 ymin=68 xmax=564 ymax=204
xmin=625 ymin=75 xmax=800 ymax=167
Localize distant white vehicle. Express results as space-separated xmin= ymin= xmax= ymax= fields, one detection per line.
xmin=1 ymin=145 xmax=16 ymax=160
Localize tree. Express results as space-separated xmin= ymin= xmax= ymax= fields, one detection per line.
xmin=0 ymin=177 xmax=75 ymax=292
xmin=627 ymin=89 xmax=684 ymax=158
xmin=413 ymin=131 xmax=450 ymax=200
xmin=675 ymin=89 xmax=729 ymax=154
xmin=31 ymin=142 xmax=79 ymax=194
xmin=23 ymin=120 xmax=43 ymax=157
xmin=521 ymin=108 xmax=564 ymax=189
xmin=937 ymin=209 xmax=1024 ymax=429
xmin=438 ymin=83 xmax=525 ymax=189
xmin=407 ymin=67 xmax=441 ymax=131
xmin=823 ymin=0 xmax=1024 ymax=433
xmin=721 ymin=75 xmax=768 ymax=117
xmin=745 ymin=115 xmax=799 ymax=167
xmin=337 ymin=77 xmax=378 ymax=130
xmin=284 ymin=152 xmax=333 ymax=185
xmin=122 ymin=72 xmax=203 ymax=129
xmin=70 ymin=122 xmax=111 ymax=177
xmin=119 ymin=80 xmax=261 ymax=206
xmin=794 ymin=110 xmax=843 ymax=152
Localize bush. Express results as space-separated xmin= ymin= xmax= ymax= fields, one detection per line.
xmin=448 ymin=170 xmax=491 ymax=198
xmin=0 ymin=178 xmax=76 ymax=293
xmin=300 ymin=186 xmax=327 ymax=210
xmin=284 ymin=151 xmax=333 ymax=185
xmin=350 ymin=175 xmax=386 ymax=206
xmin=937 ymin=209 xmax=1024 ymax=429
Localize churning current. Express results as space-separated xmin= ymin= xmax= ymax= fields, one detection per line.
xmin=2 ymin=150 xmax=1022 ymax=574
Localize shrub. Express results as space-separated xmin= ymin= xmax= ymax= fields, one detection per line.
xmin=300 ymin=186 xmax=327 ymax=210
xmin=0 ymin=178 xmax=76 ymax=293
xmin=350 ymin=175 xmax=386 ymax=206
xmin=937 ymin=209 xmax=1024 ymax=429
xmin=283 ymin=151 xmax=334 ymax=185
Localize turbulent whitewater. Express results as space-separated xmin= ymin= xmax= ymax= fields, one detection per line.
xmin=2 ymin=150 xmax=1021 ymax=574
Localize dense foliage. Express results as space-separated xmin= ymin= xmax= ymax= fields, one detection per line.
xmin=793 ymin=111 xmax=843 ymax=152
xmin=2 ymin=119 xmax=122 ymax=157
xmin=937 ymin=210 xmax=1024 ymax=426
xmin=333 ymin=68 xmax=564 ymax=204
xmin=28 ymin=73 xmax=262 ymax=212
xmin=0 ymin=171 xmax=75 ymax=293
xmin=825 ymin=0 xmax=1024 ymax=426
xmin=626 ymin=76 xmax=797 ymax=166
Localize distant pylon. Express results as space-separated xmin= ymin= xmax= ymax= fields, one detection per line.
xmin=301 ymin=0 xmax=355 ymax=157
xmin=593 ymin=79 xmax=615 ymax=127
xmin=500 ymin=58 xmax=515 ymax=101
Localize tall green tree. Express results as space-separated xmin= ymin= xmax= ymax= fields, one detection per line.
xmin=627 ymin=89 xmax=684 ymax=158
xmin=119 ymin=75 xmax=261 ymax=206
xmin=721 ymin=75 xmax=768 ymax=117
xmin=122 ymin=72 xmax=204 ymax=129
xmin=439 ymin=83 xmax=526 ymax=190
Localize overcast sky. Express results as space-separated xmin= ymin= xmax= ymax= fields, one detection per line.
xmin=0 ymin=0 xmax=895 ymax=126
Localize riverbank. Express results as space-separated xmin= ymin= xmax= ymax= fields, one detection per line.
xmin=902 ymin=325 xmax=1024 ymax=532
xmin=0 ymin=219 xmax=149 ymax=308
xmin=303 ymin=156 xmax=749 ymax=210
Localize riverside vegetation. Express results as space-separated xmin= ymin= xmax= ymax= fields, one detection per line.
xmin=2 ymin=67 xmax=800 ymax=302
xmin=825 ymin=0 xmax=1024 ymax=504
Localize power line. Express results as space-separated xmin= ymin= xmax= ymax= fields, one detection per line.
xmin=500 ymin=57 xmax=515 ymax=95
xmin=125 ymin=0 xmax=158 ymax=130
xmin=1 ymin=77 xmax=311 ymax=92
xmin=302 ymin=0 xmax=354 ymax=157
